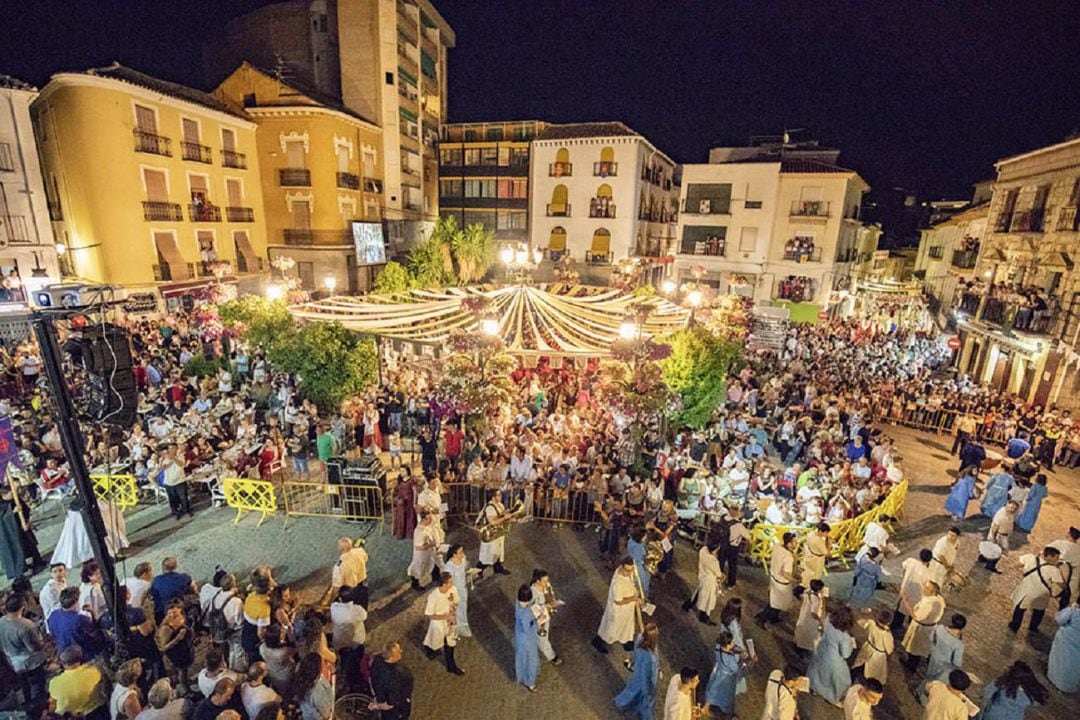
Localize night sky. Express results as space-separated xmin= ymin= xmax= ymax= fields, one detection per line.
xmin=2 ymin=0 xmax=1077 ymax=201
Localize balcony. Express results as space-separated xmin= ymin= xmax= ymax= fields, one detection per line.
xmin=959 ymin=292 xmax=981 ymax=315
xmin=790 ymin=200 xmax=831 ymax=218
xmin=782 ymin=246 xmax=823 ymax=263
xmin=593 ymin=161 xmax=618 ymax=177
xmin=589 ymin=198 xmax=616 ymax=218
xmin=1056 ymin=206 xmax=1078 ymax=232
xmin=222 ymin=149 xmax=247 ymax=169
xmin=226 ymin=206 xmax=254 ymax=222
xmin=236 ymin=255 xmax=266 ymax=274
xmin=279 ymin=168 xmax=311 ymax=186
xmin=680 ymin=238 xmax=725 ymax=257
xmin=0 ymin=215 xmax=29 ymax=245
xmin=47 ymin=200 xmax=63 ymax=221
xmin=364 ymin=178 xmax=384 ymax=193
xmin=188 ymin=202 xmax=222 ymax=222
xmin=835 ymin=249 xmax=859 ymax=263
xmin=641 ymin=167 xmax=662 ymax=185
xmin=133 ymin=129 xmax=171 ymax=157
xmin=337 ymin=171 xmax=361 ymax=190
xmin=142 ymin=201 xmax=183 ymax=221
xmin=634 ymin=239 xmax=666 ymax=258
xmin=153 ymin=263 xmax=196 ymax=282
xmin=549 ymin=162 xmax=572 ymax=177
xmin=682 ymin=199 xmax=729 ymax=215
xmin=546 ymin=203 xmax=571 ymax=217
xmin=584 ymin=250 xmax=613 ymax=264
xmin=282 ymin=229 xmax=352 ymax=246
xmin=951 ymin=249 xmax=978 ymax=269
xmin=978 ymin=297 xmax=1056 ymax=335
xmin=180 ymin=141 xmax=212 ymax=164
xmin=1010 ymin=209 xmax=1044 ymax=233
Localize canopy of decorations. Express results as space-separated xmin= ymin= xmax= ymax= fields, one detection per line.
xmin=288 ymin=284 xmax=690 ymax=357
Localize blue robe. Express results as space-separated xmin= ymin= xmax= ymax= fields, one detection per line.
xmin=980 ymin=473 xmax=1014 ymax=517
xmin=944 ymin=474 xmax=976 ymax=519
xmin=514 ymin=602 xmax=539 ymax=688
xmin=723 ymin=619 xmax=749 ymax=695
xmin=848 ymin=557 xmax=883 ymax=609
xmin=704 ymin=648 xmax=746 ymax=712
xmin=807 ymin=618 xmax=854 ymax=704
xmin=614 ymin=646 xmax=659 ymax=720
xmin=627 ymin=538 xmax=650 ymax=597
xmin=918 ymin=625 xmax=964 ymax=703
xmin=1015 ymin=483 xmax=1047 ymax=532
xmin=980 ymin=682 xmax=1033 ymax=720
xmin=1049 ymin=606 xmax=1080 ymax=693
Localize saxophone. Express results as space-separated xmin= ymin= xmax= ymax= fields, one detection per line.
xmin=478 ymin=499 xmax=526 ymax=543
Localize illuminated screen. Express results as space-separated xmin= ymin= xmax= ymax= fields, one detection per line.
xmin=352 ymin=222 xmax=387 ymax=266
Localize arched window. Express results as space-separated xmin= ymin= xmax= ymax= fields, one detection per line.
xmin=596 ymin=183 xmax=613 ymax=198
xmin=548 ymin=184 xmax=569 ymax=216
xmin=595 ymin=146 xmax=617 ymax=177
xmin=591 ymin=183 xmax=615 ymax=218
xmin=550 ymin=147 xmax=572 ymax=177
xmin=548 ymin=226 xmax=567 ymax=251
xmin=589 ymin=228 xmax=611 ymax=261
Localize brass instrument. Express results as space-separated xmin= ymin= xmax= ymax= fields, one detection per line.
xmin=477 ymin=499 xmax=525 ymax=543
xmin=643 ymin=540 xmax=666 ymax=576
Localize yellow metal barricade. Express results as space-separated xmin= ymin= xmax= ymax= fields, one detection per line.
xmin=222 ymin=477 xmax=278 ymax=527
xmin=90 ymin=474 xmax=139 ymax=511
xmin=282 ymin=481 xmax=384 ymax=532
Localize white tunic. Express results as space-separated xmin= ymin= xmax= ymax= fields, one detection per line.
xmin=769 ymin=546 xmax=796 ymax=612
xmin=898 ymin=558 xmax=930 ymax=615
xmin=478 ymin=502 xmax=506 ymax=565
xmin=1048 ymin=539 xmax=1080 ymax=597
xmin=852 ymin=619 xmax=893 ymax=684
xmin=923 ymin=681 xmax=969 ymax=720
xmin=928 ymin=536 xmax=957 ymax=588
xmin=1011 ymin=555 xmax=1062 ymax=610
xmin=987 ymin=508 xmax=1015 ymax=550
xmin=416 ymin=487 xmax=445 ymax=544
xmin=598 ymin=570 xmax=638 ymax=644
xmin=855 ymin=522 xmax=889 ymax=562
xmin=663 ymin=676 xmax=693 ymax=720
xmin=902 ymin=595 xmax=945 ymax=657
xmin=422 ymin=586 xmax=459 ymax=649
xmin=760 ymin=670 xmax=797 ymax=720
xmin=794 ymin=591 xmax=823 ymax=651
xmin=695 ymin=546 xmax=724 ymax=615
xmin=842 ymin=686 xmax=873 ymax=720
xmin=800 ymin=533 xmax=829 ymax=585
xmin=407 ymin=523 xmax=438 ymax=581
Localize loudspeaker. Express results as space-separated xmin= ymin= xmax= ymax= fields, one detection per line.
xmin=82 ymin=325 xmax=137 ymax=428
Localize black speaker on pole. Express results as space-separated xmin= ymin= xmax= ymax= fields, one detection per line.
xmin=82 ymin=324 xmax=137 ymax=428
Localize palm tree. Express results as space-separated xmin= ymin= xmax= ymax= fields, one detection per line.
xmin=451 ymin=222 xmax=497 ymax=284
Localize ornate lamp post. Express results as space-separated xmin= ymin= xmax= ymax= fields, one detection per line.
xmin=500 ymin=242 xmax=543 ymax=284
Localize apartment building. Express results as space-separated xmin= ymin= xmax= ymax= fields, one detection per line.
xmin=215 ymin=63 xmax=384 ymax=293
xmin=672 ymin=139 xmax=872 ymax=318
xmin=438 ymin=120 xmax=547 ymax=245
xmin=915 ymin=200 xmax=989 ymax=326
xmin=529 ymin=122 xmax=678 ymax=285
xmin=0 ymin=74 xmax=60 ymax=299
xmin=32 ymin=64 xmax=268 ymax=303
xmin=205 ymin=0 xmax=455 ymax=251
xmin=954 ymin=135 xmax=1080 ymax=409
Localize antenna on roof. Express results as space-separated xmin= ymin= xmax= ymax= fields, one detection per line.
xmin=783 ymin=128 xmax=805 ymax=146
xmin=271 ymin=55 xmax=293 ymax=82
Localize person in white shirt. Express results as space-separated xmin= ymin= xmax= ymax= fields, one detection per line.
xmin=205 ymin=574 xmax=243 ymax=657
xmin=663 ymin=667 xmax=700 ymax=720
xmin=1008 ymin=546 xmax=1063 ymax=634
xmin=196 ymin=648 xmax=241 ymax=698
xmin=801 ymin=523 xmax=832 ymax=585
xmin=758 ymin=532 xmax=797 ymax=626
xmin=843 ymin=679 xmax=883 ymax=720
xmin=924 ymin=670 xmax=974 ymax=720
xmin=39 ymin=563 xmax=67 ymax=628
xmin=1048 ymin=526 xmax=1080 ymax=608
xmin=240 ymin=662 xmax=281 ymax=720
xmin=330 ymin=585 xmax=368 ymax=686
xmin=893 ymin=549 xmax=933 ymax=632
xmin=684 ymin=539 xmax=724 ymax=625
xmin=902 ymin=580 xmax=946 ymax=671
xmin=928 ymin=528 xmax=961 ymax=588
xmin=856 ymin=516 xmax=894 ymax=563
xmin=761 ymin=667 xmax=801 ymax=720
xmin=408 ymin=512 xmax=439 ymax=592
xmin=423 ymin=572 xmax=463 ymax=675
xmin=125 ymin=562 xmax=154 ymax=611
xmin=476 ymin=491 xmax=513 ymax=578
xmin=331 ymin=537 xmax=369 ymax=608
xmin=592 ymin=559 xmax=643 ymax=654
xmin=988 ymin=501 xmax=1019 ymax=554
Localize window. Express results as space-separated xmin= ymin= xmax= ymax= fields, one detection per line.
xmin=363 ymin=150 xmax=377 ymax=178
xmin=479 ymin=147 xmax=498 ymax=166
xmin=142 ymin=168 xmax=169 ymax=202
xmin=497 ymin=147 xmax=511 ymax=167
xmin=680 ymin=226 xmax=727 ymax=255
xmin=221 ymin=128 xmax=236 ymax=152
xmin=290 ymin=200 xmax=312 ymax=229
xmin=485 ymin=128 xmax=502 ymax=141
xmin=440 ymin=179 xmax=463 ymax=197
xmin=497 ymin=179 xmax=527 ymax=199
xmin=464 ymin=180 xmax=496 ymax=198
xmin=463 ymin=148 xmax=481 ymax=166
xmin=440 ymin=148 xmax=463 ymax=166
xmin=0 ymin=142 xmax=15 ymax=172
xmin=509 ymin=148 xmax=529 ymax=167
xmin=385 ymin=72 xmax=394 ymax=85
xmin=284 ymin=140 xmax=305 ymax=168
xmin=685 ymin=183 xmax=732 ymax=214
xmin=134 ymin=104 xmax=157 ymax=134
xmin=226 ymin=178 xmax=243 ymax=207
xmin=548 ymin=227 xmax=567 ymax=251
xmin=590 ymin=228 xmax=611 ymax=254
xmin=744 ymin=200 xmax=762 ymax=209
xmin=738 ymin=227 xmax=758 ymax=252
xmin=242 ymin=93 xmax=256 ymax=107
xmin=548 ymin=184 xmax=569 ymax=215
xmin=497 ymin=212 xmax=526 ymax=230
xmin=462 ymin=210 xmax=496 ymax=227
xmin=153 ymin=231 xmax=189 ymax=280
xmin=297 ymin=261 xmax=315 ymax=290
xmin=336 ymin=144 xmax=350 ymax=173
xmin=181 ymin=119 xmax=200 ymax=144
xmin=188 ymin=174 xmax=209 ymax=203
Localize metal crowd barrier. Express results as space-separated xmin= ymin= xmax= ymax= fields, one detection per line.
xmin=443 ymin=482 xmax=606 ymax=526
xmin=876 ymin=404 xmax=959 ymax=435
xmin=222 ymin=477 xmax=279 ymax=527
xmin=90 ymin=474 xmax=139 ymax=511
xmin=282 ymin=480 xmax=385 ymax=532
xmin=748 ymin=479 xmax=909 ymax=571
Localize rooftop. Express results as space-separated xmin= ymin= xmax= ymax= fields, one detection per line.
xmin=0 ymin=74 xmax=36 ymax=92
xmin=83 ymin=62 xmax=246 ymax=118
xmin=236 ymin=62 xmax=379 ymax=127
xmin=535 ymin=122 xmax=640 ymax=141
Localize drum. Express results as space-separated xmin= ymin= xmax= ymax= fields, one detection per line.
xmin=978 ymin=539 xmax=1003 ymax=561
xmin=981 ymin=450 xmax=1003 ymax=471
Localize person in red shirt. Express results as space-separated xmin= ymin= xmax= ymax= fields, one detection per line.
xmin=443 ymin=425 xmax=464 ymax=461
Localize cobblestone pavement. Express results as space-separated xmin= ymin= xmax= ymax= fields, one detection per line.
xmin=5 ymin=424 xmax=1080 ymax=719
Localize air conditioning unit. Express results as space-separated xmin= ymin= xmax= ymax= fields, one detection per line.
xmin=699 ymin=199 xmax=711 ymax=214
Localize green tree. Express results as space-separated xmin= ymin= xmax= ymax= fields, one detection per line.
xmin=409 ymin=219 xmax=457 ymax=288
xmin=276 ymin=322 xmax=378 ymax=412
xmin=660 ymin=325 xmax=742 ymax=428
xmin=373 ymin=261 xmax=415 ymax=294
xmin=450 ymin=222 xmax=497 ymax=284
xmin=217 ymin=296 xmax=294 ymax=358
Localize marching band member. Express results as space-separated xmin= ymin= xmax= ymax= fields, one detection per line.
xmin=757 ymin=532 xmax=797 ymax=626
xmin=475 ymin=490 xmax=512 ymax=579
xmin=422 ymin=572 xmax=464 ymax=676
xmin=800 ymin=522 xmax=831 ymax=585
xmin=901 ymin=580 xmax=946 ymax=671
xmin=407 ymin=511 xmax=439 ymax=592
xmin=530 ymin=569 xmax=563 ymax=665
xmin=592 ymin=558 xmax=643 ymax=654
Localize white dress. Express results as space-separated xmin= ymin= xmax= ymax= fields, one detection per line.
xmin=51 ymin=502 xmax=131 ymax=568
xmin=852 ymin=619 xmax=893 ymax=683
xmin=407 ymin=523 xmax=438 ymax=581
xmin=423 ymin=586 xmax=458 ymax=650
xmin=902 ymin=595 xmax=946 ymax=657
xmin=928 ymin=536 xmax=957 ymax=588
xmin=794 ymin=591 xmax=823 ymax=651
xmin=478 ymin=502 xmax=506 ymax=565
xmin=445 ymin=558 xmax=471 ymax=637
xmin=769 ymin=546 xmax=796 ymax=612
xmin=598 ymin=570 xmax=637 ymax=645
xmin=695 ymin=546 xmax=724 ymax=615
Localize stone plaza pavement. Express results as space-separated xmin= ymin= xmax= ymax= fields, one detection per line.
xmin=5 ymin=423 xmax=1080 ymax=718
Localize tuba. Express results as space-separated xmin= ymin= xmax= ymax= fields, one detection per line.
xmin=478 ymin=499 xmax=526 ymax=543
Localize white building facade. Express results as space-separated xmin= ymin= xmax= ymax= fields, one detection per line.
xmin=529 ymin=122 xmax=678 ymax=283
xmin=0 ymin=75 xmax=60 ymax=300
xmin=672 ymin=150 xmax=870 ymax=313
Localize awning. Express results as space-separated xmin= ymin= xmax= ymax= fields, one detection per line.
xmin=234 ymin=232 xmax=259 ymax=271
xmin=159 ymin=276 xmax=237 ymax=299
xmin=153 ymin=232 xmax=191 ymax=281
xmin=1042 ymin=252 xmax=1074 ymax=271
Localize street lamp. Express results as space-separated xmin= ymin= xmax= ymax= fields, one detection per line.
xmin=661 ymin=279 xmax=677 ymax=295
xmin=499 ymin=246 xmax=515 ymax=265
xmin=265 ymin=283 xmax=285 ymax=301
xmin=481 ymin=316 xmax=499 ymax=336
xmin=324 ymin=276 xmax=337 ymax=295
xmin=54 ymin=242 xmax=67 ymax=256
xmin=686 ymin=289 xmax=703 ymax=308
xmin=619 ymin=318 xmax=640 ymax=340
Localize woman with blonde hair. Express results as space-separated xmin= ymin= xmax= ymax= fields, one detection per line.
xmin=109 ymin=658 xmax=143 ymax=720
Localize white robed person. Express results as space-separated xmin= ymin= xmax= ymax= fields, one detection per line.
xmin=530 ymin=569 xmax=564 ymax=665
xmin=51 ymin=494 xmax=129 ymax=568
xmin=475 ymin=489 xmax=512 ymax=578
xmin=1007 ymin=546 xmax=1063 ymax=634
xmin=901 ymin=580 xmax=946 ymax=671
xmin=444 ymin=544 xmax=476 ymax=638
xmin=416 ymin=478 xmax=445 ymax=545
xmin=422 ymin=571 xmax=464 ymax=675
xmin=761 ymin=667 xmax=802 ymax=720
xmin=855 ymin=514 xmax=895 ymax=563
xmin=800 ymin=523 xmax=831 ymax=585
xmin=663 ymin=668 xmax=701 ymax=720
xmin=592 ymin=557 xmax=644 ymax=654
xmin=690 ymin=539 xmax=724 ymax=625
xmin=407 ymin=511 xmax=439 ymax=592
xmin=757 ymin=532 xmax=797 ymax=626
xmin=928 ymin=528 xmax=960 ymax=589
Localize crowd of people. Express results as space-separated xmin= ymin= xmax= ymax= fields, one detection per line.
xmin=0 ymin=303 xmax=1078 ymax=719
xmin=955 ymin=280 xmax=1059 ymax=333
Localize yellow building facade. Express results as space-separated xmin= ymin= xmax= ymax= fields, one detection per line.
xmin=31 ymin=63 xmax=269 ymax=302
xmin=215 ymin=63 xmax=384 ymax=294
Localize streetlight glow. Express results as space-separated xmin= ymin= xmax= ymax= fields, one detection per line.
xmin=500 ymin=246 xmax=514 ymax=265
xmin=661 ymin=279 xmax=676 ymax=294
xmin=324 ymin=276 xmax=337 ymax=292
xmin=265 ymin=283 xmax=285 ymax=301
xmin=686 ymin=289 xmax=703 ymax=307
xmin=514 ymin=248 xmax=529 ymax=265
xmin=54 ymin=242 xmax=68 ymax=255
xmin=619 ymin=319 xmax=639 ymax=340
xmin=481 ymin=317 xmax=499 ymax=336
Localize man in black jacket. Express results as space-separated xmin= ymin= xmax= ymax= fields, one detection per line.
xmin=371 ymin=641 xmax=413 ymax=720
